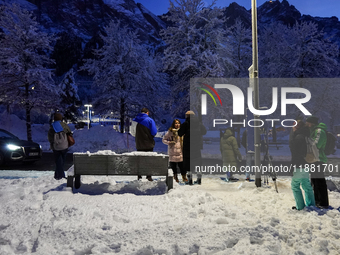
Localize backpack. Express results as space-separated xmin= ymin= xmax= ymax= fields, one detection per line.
xmin=304 ymin=137 xmax=319 ymax=163
xmin=324 ymin=131 xmax=336 ymax=155
xmin=53 ymin=131 xmax=68 ymax=151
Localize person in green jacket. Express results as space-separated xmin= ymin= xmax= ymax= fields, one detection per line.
xmin=305 ymin=116 xmax=329 ymax=208
xmin=220 ymin=128 xmax=242 ymax=182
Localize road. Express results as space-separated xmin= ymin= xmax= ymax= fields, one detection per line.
xmin=0 ymin=152 xmax=73 ymax=171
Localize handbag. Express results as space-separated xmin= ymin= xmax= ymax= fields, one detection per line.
xmin=67 ymin=134 xmax=75 ymax=147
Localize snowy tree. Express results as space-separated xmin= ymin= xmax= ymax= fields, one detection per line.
xmin=0 ymin=4 xmax=60 ymax=141
xmin=160 ymin=0 xmax=230 ymax=116
xmin=259 ymin=21 xmax=339 ymax=78
xmin=259 ymin=21 xmax=340 ymax=126
xmin=228 ymin=18 xmax=252 ymax=78
xmin=81 ymin=21 xmax=169 ymax=133
xmin=214 ymin=17 xmax=252 ymax=80
xmin=58 ymin=68 xmax=81 ymax=123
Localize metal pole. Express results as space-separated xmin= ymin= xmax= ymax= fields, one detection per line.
xmin=84 ymin=104 xmax=92 ymax=129
xmin=250 ymin=0 xmax=261 ymax=187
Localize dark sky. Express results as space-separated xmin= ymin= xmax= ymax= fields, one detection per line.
xmin=137 ymin=0 xmax=340 ymax=19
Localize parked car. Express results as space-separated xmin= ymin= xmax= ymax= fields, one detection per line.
xmin=0 ymin=129 xmax=42 ymax=165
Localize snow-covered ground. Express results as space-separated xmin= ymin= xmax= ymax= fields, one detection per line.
xmin=1 ymin=112 xmax=340 ymax=254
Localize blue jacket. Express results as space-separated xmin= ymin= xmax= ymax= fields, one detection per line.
xmin=133 ymin=113 xmax=157 ymax=150
xmin=133 ymin=113 xmax=157 ymax=136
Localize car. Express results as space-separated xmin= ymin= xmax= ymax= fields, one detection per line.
xmin=0 ymin=129 xmax=42 ymax=165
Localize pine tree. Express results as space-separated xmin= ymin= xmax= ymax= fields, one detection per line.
xmin=59 ymin=68 xmax=81 ymax=123
xmin=82 ymin=21 xmax=169 ymax=132
xmin=0 ymin=3 xmax=60 ymax=141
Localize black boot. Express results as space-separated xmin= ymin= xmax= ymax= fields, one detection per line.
xmin=186 ymin=174 xmax=193 ymax=185
xmin=194 ymin=178 xmax=201 ymax=185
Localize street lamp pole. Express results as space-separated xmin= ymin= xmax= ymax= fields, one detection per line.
xmin=84 ymin=104 xmax=92 ymax=129
xmin=250 ymin=0 xmax=262 ymax=187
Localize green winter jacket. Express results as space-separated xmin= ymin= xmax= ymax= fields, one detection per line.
xmin=220 ymin=129 xmax=242 ymax=168
xmin=310 ymin=123 xmax=327 ymax=163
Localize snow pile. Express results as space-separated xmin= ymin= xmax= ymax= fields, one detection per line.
xmin=1 ymin=174 xmax=340 ymax=254
xmin=1 ymin=111 xmax=340 ymax=254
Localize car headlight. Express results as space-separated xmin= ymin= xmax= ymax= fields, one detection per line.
xmin=7 ymin=144 xmax=21 ymax=150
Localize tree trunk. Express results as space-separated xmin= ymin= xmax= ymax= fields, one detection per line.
xmin=25 ymin=82 xmax=32 ymax=141
xmin=120 ymin=98 xmax=125 ymax=133
xmin=26 ymin=103 xmax=32 ymax=142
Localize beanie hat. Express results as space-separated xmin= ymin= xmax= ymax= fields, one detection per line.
xmin=185 ymin=110 xmax=195 ymax=115
xmin=54 ymin=113 xmax=63 ymax=121
xmin=306 ymin=116 xmax=318 ymax=125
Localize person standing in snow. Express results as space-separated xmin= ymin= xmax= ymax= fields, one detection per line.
xmin=306 ymin=116 xmax=329 ymax=208
xmin=48 ymin=112 xmax=72 ymax=180
xmin=220 ymin=128 xmax=242 ymax=182
xmin=289 ymin=116 xmax=303 ymax=158
xmin=178 ymin=111 xmax=206 ymax=185
xmin=162 ymin=119 xmax=186 ymax=183
xmin=133 ymin=107 xmax=157 ymax=181
xmin=290 ymin=121 xmax=315 ymax=210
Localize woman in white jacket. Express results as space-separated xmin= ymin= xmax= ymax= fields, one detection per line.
xmin=162 ymin=119 xmax=187 ymax=182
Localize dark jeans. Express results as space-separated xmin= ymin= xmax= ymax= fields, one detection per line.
xmin=53 ymin=149 xmax=68 ymax=180
xmin=137 ymin=148 xmax=153 ymax=179
xmin=310 ymin=162 xmax=329 ymax=207
xmin=170 ymin=161 xmax=185 ymax=176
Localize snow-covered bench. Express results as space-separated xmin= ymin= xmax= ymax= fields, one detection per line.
xmin=67 ymin=151 xmax=172 ymax=191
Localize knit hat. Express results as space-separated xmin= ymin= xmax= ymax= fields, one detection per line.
xmin=54 ymin=113 xmax=63 ymax=121
xmin=185 ymin=110 xmax=195 ymax=115
xmin=306 ymin=116 xmax=318 ymax=125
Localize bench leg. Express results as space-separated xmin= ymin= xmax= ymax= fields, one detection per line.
xmin=166 ymin=175 xmax=173 ymax=191
xmin=67 ymin=176 xmax=74 ymax=188
xmin=74 ymin=175 xmax=81 ymax=189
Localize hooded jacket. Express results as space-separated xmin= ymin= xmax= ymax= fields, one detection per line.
xmin=220 ymin=129 xmax=242 ymax=168
xmin=310 ymin=123 xmax=327 ymax=163
xmin=133 ymin=113 xmax=157 ymax=151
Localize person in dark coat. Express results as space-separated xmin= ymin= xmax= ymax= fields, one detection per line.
xmin=133 ymin=107 xmax=157 ymax=181
xmin=48 ymin=112 xmax=72 ymax=180
xmin=290 ymin=121 xmax=315 ymax=210
xmin=306 ymin=116 xmax=329 ymax=208
xmin=289 ymin=116 xmax=303 ymax=158
xmin=178 ymin=111 xmax=207 ymax=185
